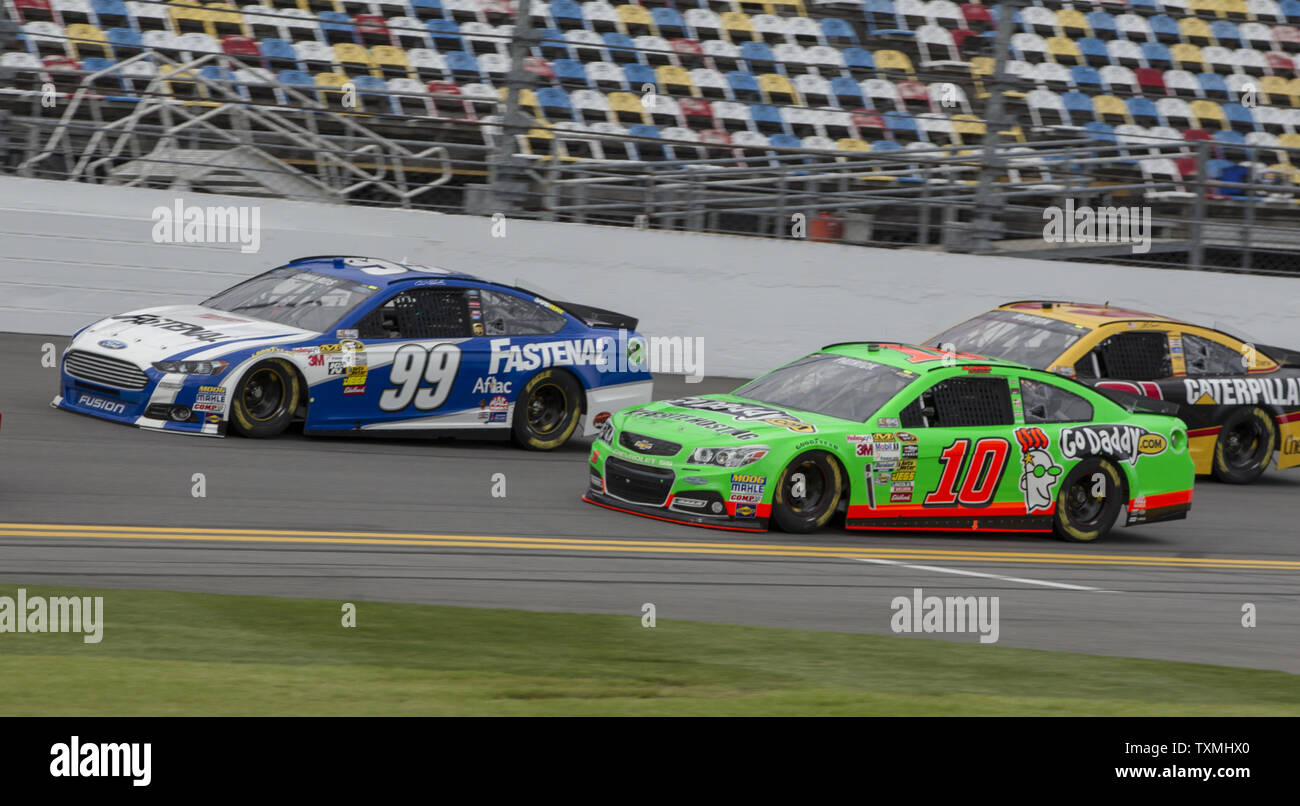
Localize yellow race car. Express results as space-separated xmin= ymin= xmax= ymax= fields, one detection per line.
xmin=927 ymin=301 xmax=1300 ymax=484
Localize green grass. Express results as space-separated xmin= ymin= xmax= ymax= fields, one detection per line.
xmin=1 ymin=585 xmax=1297 ymax=715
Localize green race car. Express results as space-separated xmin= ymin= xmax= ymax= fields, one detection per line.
xmin=584 ymin=343 xmax=1195 ymax=542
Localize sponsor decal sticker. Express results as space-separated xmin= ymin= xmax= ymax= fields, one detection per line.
xmin=664 ymin=397 xmax=817 ymax=435
xmin=1059 ymin=424 xmax=1166 ymax=465
xmin=877 ymin=417 xmax=900 ymax=428
xmin=1015 ymin=427 xmax=1063 ymax=515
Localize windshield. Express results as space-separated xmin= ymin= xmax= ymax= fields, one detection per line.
xmin=732 ymin=353 xmax=918 ymax=423
xmin=202 ymin=268 xmax=381 ymax=333
xmin=926 ymin=310 xmax=1087 ymax=369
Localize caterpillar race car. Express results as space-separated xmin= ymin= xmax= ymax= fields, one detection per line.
xmin=54 ymin=256 xmax=652 ymax=449
xmin=585 ymin=342 xmax=1194 ymax=541
xmin=926 ymin=301 xmax=1300 ymax=483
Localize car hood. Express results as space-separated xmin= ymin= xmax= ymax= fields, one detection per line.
xmin=614 ymin=393 xmax=845 ymax=445
xmin=73 ymin=305 xmax=315 ymax=363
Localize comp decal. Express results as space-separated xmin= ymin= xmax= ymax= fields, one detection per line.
xmin=1059 ymin=424 xmax=1166 ymax=465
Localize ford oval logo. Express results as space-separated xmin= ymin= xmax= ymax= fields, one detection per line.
xmin=98 ymin=340 xmax=127 ymax=350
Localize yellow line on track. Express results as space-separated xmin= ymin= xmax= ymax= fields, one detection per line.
xmin=0 ymin=523 xmax=1296 ymax=571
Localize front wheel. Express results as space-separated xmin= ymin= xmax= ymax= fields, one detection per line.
xmin=1212 ymin=406 xmax=1275 ymax=484
xmin=229 ymin=359 xmax=300 ymax=438
xmin=770 ymin=451 xmax=843 ymax=534
xmin=512 ymin=369 xmax=582 ymax=450
xmin=1053 ymin=458 xmax=1125 ymax=543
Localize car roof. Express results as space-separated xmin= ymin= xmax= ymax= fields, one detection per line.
xmin=283 ymin=255 xmax=483 ymax=285
xmin=996 ymin=300 xmax=1182 ymax=329
xmin=820 ymin=341 xmax=1030 ymax=372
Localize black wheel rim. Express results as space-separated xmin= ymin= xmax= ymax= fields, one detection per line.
xmin=526 ymin=383 xmax=567 ymax=435
xmin=1223 ymin=420 xmax=1266 ymax=470
xmin=1065 ymin=475 xmax=1106 ymax=526
xmin=243 ymin=368 xmax=285 ymax=422
xmin=786 ymin=461 xmax=829 ymax=515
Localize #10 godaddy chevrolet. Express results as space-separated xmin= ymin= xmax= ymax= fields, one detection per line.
xmin=585 ymin=343 xmax=1194 ymax=542
xmin=54 ymin=256 xmax=652 ymax=450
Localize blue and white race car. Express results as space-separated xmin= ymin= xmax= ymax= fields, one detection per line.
xmin=54 ymin=256 xmax=653 ymax=449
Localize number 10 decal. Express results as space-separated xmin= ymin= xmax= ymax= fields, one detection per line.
xmin=379 ymin=343 xmax=462 ymax=412
xmin=923 ymin=438 xmax=1011 ymax=508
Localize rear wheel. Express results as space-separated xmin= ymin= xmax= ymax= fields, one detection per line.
xmin=512 ymin=369 xmax=582 ymax=450
xmin=1212 ymin=406 xmax=1275 ymax=484
xmin=230 ymin=359 xmax=299 ymax=438
xmin=771 ymin=451 xmax=843 ymax=534
xmin=1053 ymin=458 xmax=1125 ymax=543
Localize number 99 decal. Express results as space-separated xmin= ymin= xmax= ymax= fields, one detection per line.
xmin=379 ymin=343 xmax=462 ymax=412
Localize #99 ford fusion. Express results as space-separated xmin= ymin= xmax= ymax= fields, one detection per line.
xmin=54 ymin=256 xmax=652 ymax=450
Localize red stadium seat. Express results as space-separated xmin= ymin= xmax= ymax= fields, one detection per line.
xmin=1183 ymin=128 xmax=1213 ymax=141
xmin=851 ymin=108 xmax=886 ymax=135
xmin=222 ymin=36 xmax=260 ymax=57
xmin=670 ymin=38 xmax=705 ymax=67
xmin=1265 ymin=52 xmax=1295 ymax=75
xmin=678 ymin=97 xmax=713 ymax=124
xmin=355 ymin=15 xmax=393 ymax=47
xmin=524 ymin=56 xmax=554 ymax=81
xmin=14 ymin=0 xmax=54 ymax=23
xmin=1135 ymin=68 xmax=1166 ymax=94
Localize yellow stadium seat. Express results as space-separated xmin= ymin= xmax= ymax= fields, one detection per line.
xmin=496 ymin=86 xmax=540 ymax=113
xmin=1046 ymin=37 xmax=1082 ymax=65
xmin=1188 ymin=0 xmax=1220 ymax=16
xmin=1179 ymin=18 xmax=1213 ymax=44
xmin=970 ymin=57 xmax=994 ymax=78
xmin=608 ymin=91 xmax=650 ymax=124
xmin=835 ymin=137 xmax=871 ymax=152
xmin=1055 ymin=9 xmax=1089 ymax=37
xmin=65 ymin=23 xmax=109 ymax=59
xmin=1221 ymin=0 xmax=1248 ymax=18
xmin=372 ymin=46 xmax=409 ymax=76
xmin=1171 ymin=43 xmax=1206 ymax=72
xmin=616 ymin=4 xmax=655 ymax=35
xmin=719 ymin=11 xmax=758 ymax=43
xmin=170 ymin=1 xmax=209 ymax=34
xmin=1093 ymin=95 xmax=1132 ymax=124
xmin=764 ymin=0 xmax=807 ymax=14
xmin=874 ymin=49 xmax=915 ymax=76
xmin=334 ymin=43 xmax=373 ymax=74
xmin=1277 ymin=134 xmax=1300 ymax=151
xmin=1259 ymin=75 xmax=1294 ymax=105
xmin=204 ymin=3 xmax=245 ymax=37
xmin=758 ymin=72 xmax=798 ymax=103
xmin=656 ymin=65 xmax=697 ymax=95
xmin=1190 ymin=99 xmax=1227 ymax=128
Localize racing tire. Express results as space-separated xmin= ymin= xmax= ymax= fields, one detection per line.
xmin=1211 ymin=406 xmax=1276 ymax=485
xmin=230 ymin=359 xmax=300 ymax=438
xmin=512 ymin=369 xmax=582 ymax=451
xmin=1052 ymin=458 xmax=1125 ymax=543
xmin=771 ymin=451 xmax=843 ymax=534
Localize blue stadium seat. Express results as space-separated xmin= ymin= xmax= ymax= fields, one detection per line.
xmin=551 ymin=0 xmax=585 ymax=25
xmin=1222 ymin=103 xmax=1255 ymax=130
xmin=1061 ymin=91 xmax=1095 ymax=121
xmin=831 ymin=75 xmax=865 ymax=105
xmin=1141 ymin=42 xmax=1172 ymax=68
xmin=536 ymin=87 xmax=574 ymax=117
xmin=105 ymin=27 xmax=142 ymax=54
xmin=1282 ymin=0 xmax=1300 ymax=23
xmin=1197 ymin=72 xmax=1228 ymax=97
xmin=740 ymin=41 xmax=776 ymax=68
xmin=1084 ymin=121 xmax=1116 ymax=142
xmin=1210 ymin=22 xmax=1241 ymax=48
xmin=444 ymin=51 xmax=480 ymax=80
xmin=81 ymin=56 xmax=116 ymax=73
xmin=883 ymin=110 xmax=919 ymax=139
xmin=410 ymin=0 xmax=443 ymax=18
xmin=1077 ymin=38 xmax=1109 ymax=64
xmin=538 ymin=29 xmax=570 ymax=59
xmin=864 ymin=0 xmax=912 ymax=35
xmin=552 ymin=58 xmax=588 ymax=85
xmin=769 ymin=133 xmax=803 ymax=148
xmin=1129 ymin=0 xmax=1159 ymax=13
xmin=726 ymin=70 xmax=760 ymax=98
xmin=1216 ymin=162 xmax=1248 ymax=195
xmin=651 ymin=8 xmax=685 ymax=32
xmin=602 ymin=33 xmax=637 ymax=61
xmin=750 ymin=104 xmax=787 ymax=133
xmin=318 ymin=12 xmax=356 ymax=43
xmin=1072 ymin=65 xmax=1102 ymax=90
xmin=277 ymin=70 xmax=314 ymax=87
xmin=627 ymin=124 xmax=667 ymax=159
xmin=624 ymin=62 xmax=655 ymax=89
xmin=871 ymin=139 xmax=901 ymax=151
xmin=843 ymin=47 xmax=874 ymax=72
xmin=260 ymin=38 xmax=296 ymax=65
xmin=987 ymin=6 xmax=1024 ymax=27
xmin=427 ymin=19 xmax=463 ymax=50
xmin=1087 ymin=12 xmax=1117 ymax=39
xmin=821 ymin=18 xmax=858 ymax=45
xmin=1127 ymin=96 xmax=1159 ymax=123
xmin=92 ymin=0 xmax=128 ymax=25
xmin=1148 ymin=15 xmax=1179 ymax=41
xmin=199 ymin=65 xmax=238 ymax=82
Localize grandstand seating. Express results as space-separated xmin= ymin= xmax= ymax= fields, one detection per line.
xmin=3 ymin=0 xmax=1300 ymax=193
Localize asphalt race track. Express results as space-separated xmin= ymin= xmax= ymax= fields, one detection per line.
xmin=2 ymin=332 xmax=1298 ymax=673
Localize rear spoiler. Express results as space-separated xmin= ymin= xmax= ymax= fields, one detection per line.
xmin=1257 ymin=344 xmax=1300 ymax=368
xmin=555 ymin=301 xmax=638 ymax=331
xmin=1095 ymin=387 xmax=1181 ymax=417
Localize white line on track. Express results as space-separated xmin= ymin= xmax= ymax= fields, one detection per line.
xmin=851 ymin=557 xmax=1113 ymax=592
